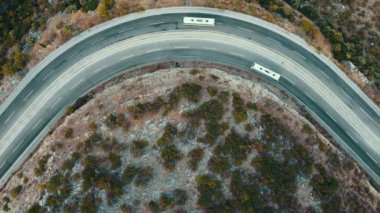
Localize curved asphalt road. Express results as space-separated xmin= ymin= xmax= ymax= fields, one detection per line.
xmin=0 ymin=7 xmax=379 ymax=187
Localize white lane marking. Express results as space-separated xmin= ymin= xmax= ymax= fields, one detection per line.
xmin=50 ymin=97 xmax=62 ymax=109
xmin=31 ymin=119 xmax=42 ymax=130
xmin=70 ymin=79 xmax=84 ymax=90
xmin=267 ymin=37 xmax=281 ymax=45
xmin=326 ymin=112 xmax=337 ymax=123
xmin=4 ymin=111 xmax=15 ymax=124
xmin=23 ymin=90 xmax=34 ymax=102
xmin=119 ymin=55 xmax=135 ymax=60
xmin=66 ymin=52 xmax=78 ymax=60
xmin=94 ymin=65 xmax=107 ymax=73
xmin=359 ymin=107 xmax=367 ymax=115
xmin=319 ymin=69 xmax=330 ymax=79
xmin=231 ymin=52 xmax=244 ymax=58
xmin=204 ymin=47 xmax=217 ymax=51
xmin=345 ymin=131 xmax=357 ymax=143
xmin=339 ymin=87 xmax=351 ymax=99
xmin=118 ymin=27 xmax=136 ymax=34
xmin=0 ymin=161 xmax=5 ymax=170
xmin=91 ymin=37 xmax=106 ymax=45
xmin=367 ymin=152 xmax=378 ymax=164
xmin=42 ymin=70 xmax=54 ymax=81
xmin=12 ymin=139 xmax=24 ymax=153
xmin=145 ymin=49 xmax=161 ymax=53
xmin=237 ymin=26 xmax=252 ymax=32
xmin=174 ymin=46 xmax=190 ymax=49
xmin=149 ymin=22 xmax=164 ymax=26
xmin=285 ymin=77 xmax=295 ymax=85
xmin=304 ymin=92 xmax=315 ymax=102
xmin=293 ymin=50 xmax=306 ymax=59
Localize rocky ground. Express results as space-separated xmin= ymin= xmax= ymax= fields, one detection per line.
xmin=0 ymin=67 xmax=378 ymax=212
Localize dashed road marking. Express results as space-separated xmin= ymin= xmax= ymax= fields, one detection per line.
xmin=50 ymin=97 xmax=62 ymax=109
xmin=237 ymin=26 xmax=252 ymax=32
xmin=0 ymin=162 xmax=5 ymax=170
xmin=70 ymin=79 xmax=84 ymax=90
xmin=326 ymin=112 xmax=337 ymax=123
xmin=174 ymin=46 xmax=190 ymax=49
xmin=231 ymin=52 xmax=244 ymax=58
xmin=94 ymin=65 xmax=107 ymax=73
xmin=119 ymin=55 xmax=135 ymax=60
xmin=31 ymin=119 xmax=42 ymax=130
xmin=42 ymin=70 xmax=54 ymax=81
xmin=367 ymin=152 xmax=378 ymax=164
xmin=66 ymin=52 xmax=78 ymax=60
xmin=145 ymin=49 xmax=162 ymax=53
xmin=4 ymin=111 xmax=15 ymax=124
xmin=12 ymin=140 xmax=24 ymax=153
xmin=23 ymin=90 xmax=34 ymax=102
xmin=319 ymin=69 xmax=330 ymax=79
xmin=293 ymin=50 xmax=306 ymax=60
xmin=149 ymin=22 xmax=164 ymax=26
xmin=118 ymin=27 xmax=136 ymax=34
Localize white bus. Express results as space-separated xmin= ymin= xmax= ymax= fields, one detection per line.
xmin=183 ymin=17 xmax=215 ymax=26
xmin=251 ymin=63 xmax=281 ymax=81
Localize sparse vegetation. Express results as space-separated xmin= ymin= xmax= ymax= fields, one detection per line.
xmin=5 ymin=70 xmax=377 ymax=211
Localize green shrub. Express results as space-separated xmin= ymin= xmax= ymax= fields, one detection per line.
xmin=161 ymin=145 xmax=183 ymax=171
xmin=188 ymin=148 xmax=205 ymax=171
xmin=310 ymin=166 xmax=339 ymax=200
xmin=132 ymin=140 xmax=149 ymax=157
xmin=244 ymin=123 xmax=254 ymax=132
xmin=232 ymin=93 xmax=248 ymax=123
xmin=80 ymin=191 xmax=96 ymax=213
xmin=27 ymin=203 xmax=44 ymax=213
xmin=158 ymin=192 xmax=175 ymax=210
xmin=34 ymin=154 xmax=51 ymax=176
xmin=164 ymin=87 xmax=181 ymax=114
xmin=46 ymin=174 xmax=63 ymax=193
xmin=217 ymin=91 xmax=230 ymax=103
xmin=246 ymin=102 xmax=257 ymax=110
xmin=195 ymin=100 xmax=224 ymax=122
xmin=61 ymin=159 xmax=75 ymax=171
xmin=206 ymin=86 xmax=218 ymax=97
xmin=64 ymin=128 xmax=74 ymax=138
xmin=172 ymin=189 xmax=187 ymax=205
xmin=128 ymin=97 xmax=165 ymax=118
xmin=209 ymin=74 xmax=219 ymax=80
xmin=180 ymin=83 xmax=202 ymax=102
xmin=71 ymin=152 xmax=81 ymax=161
xmin=135 ymin=166 xmax=153 ymax=187
xmin=105 ymin=113 xmax=125 ymax=128
xmin=302 ymin=124 xmax=314 ymax=135
xmin=9 ymin=185 xmax=22 ymax=198
xmin=215 ymin=130 xmax=252 ymax=165
xmin=122 ymin=165 xmax=140 ymax=185
xmin=229 ymin=170 xmax=264 ymax=212
xmin=109 ymin=153 xmax=122 ymax=169
xmin=198 ymin=121 xmax=229 ymax=145
xmin=196 ymin=174 xmax=225 ymax=209
xmin=156 ymin=124 xmax=177 ymax=147
xmin=190 ymin=69 xmax=199 ymax=75
xmin=148 ymin=201 xmax=160 ymax=212
xmin=45 ymin=195 xmax=61 ymax=208
xmin=208 ymin=155 xmax=232 ymax=176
